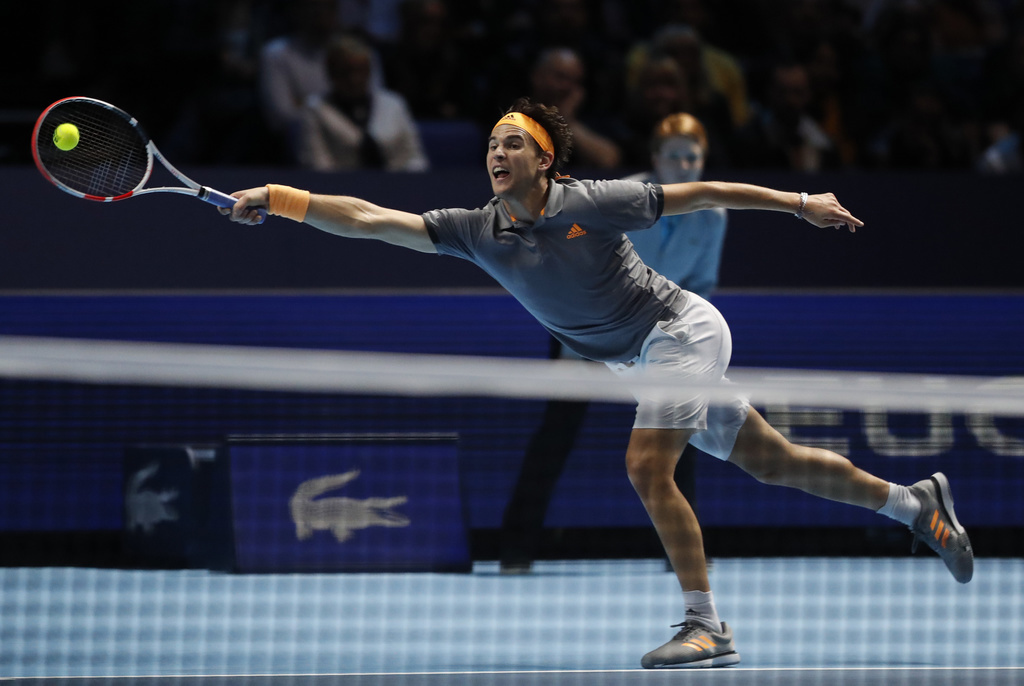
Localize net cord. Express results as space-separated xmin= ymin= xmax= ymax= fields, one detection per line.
xmin=0 ymin=335 xmax=1020 ymax=415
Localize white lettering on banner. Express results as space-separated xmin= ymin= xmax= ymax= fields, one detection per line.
xmin=764 ymin=406 xmax=850 ymax=454
xmin=864 ymin=410 xmax=955 ymax=457
xmin=125 ymin=462 xmax=179 ymax=534
xmin=966 ymin=377 xmax=1024 ymax=456
xmin=768 ymin=407 xmax=1024 ymax=458
xmin=967 ymin=414 xmax=1024 ymax=456
xmin=289 ymin=470 xmax=410 ymax=543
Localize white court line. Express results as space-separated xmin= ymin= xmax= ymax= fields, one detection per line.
xmin=3 ymin=666 xmax=1024 ymax=680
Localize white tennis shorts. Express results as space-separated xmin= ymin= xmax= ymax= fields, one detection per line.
xmin=605 ymin=293 xmax=750 ymax=460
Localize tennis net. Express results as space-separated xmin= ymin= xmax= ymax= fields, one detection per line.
xmin=0 ymin=332 xmax=1021 ymax=680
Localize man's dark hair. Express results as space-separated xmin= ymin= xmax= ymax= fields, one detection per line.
xmin=505 ymin=97 xmax=574 ymax=177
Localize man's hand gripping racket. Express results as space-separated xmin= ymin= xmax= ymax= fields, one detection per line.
xmin=217 ymin=186 xmax=271 ymax=226
xmin=32 ymin=96 xmax=266 ymax=223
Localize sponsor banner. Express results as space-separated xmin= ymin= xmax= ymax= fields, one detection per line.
xmin=122 ymin=445 xmax=233 ymax=569
xmin=539 ymin=405 xmax=1024 ymax=528
xmin=228 ymin=435 xmax=470 ymax=572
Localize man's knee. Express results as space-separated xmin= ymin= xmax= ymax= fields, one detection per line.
xmin=625 ymin=430 xmax=690 ymax=497
xmin=625 ymin=448 xmax=665 ymax=487
xmin=728 ymin=410 xmax=796 ymax=486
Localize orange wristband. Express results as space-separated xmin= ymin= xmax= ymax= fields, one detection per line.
xmin=266 ymin=184 xmax=310 ymax=222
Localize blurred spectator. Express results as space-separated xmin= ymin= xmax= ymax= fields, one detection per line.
xmin=9 ymin=0 xmax=1024 ymax=172
xmin=627 ymin=25 xmax=741 ymax=166
xmin=616 ymin=55 xmax=692 ymax=167
xmin=528 ymin=48 xmax=622 ymax=168
xmin=978 ymin=91 xmax=1024 ymax=173
xmin=870 ymin=81 xmax=975 ymax=169
xmin=854 ymin=3 xmax=982 ymax=169
xmin=799 ymin=38 xmax=859 ymax=167
xmin=477 ymin=0 xmax=626 ymax=122
xmin=734 ymin=59 xmax=839 ymax=172
xmin=335 ymin=0 xmax=406 ymax=43
xmin=853 ymin=3 xmax=967 ymax=163
xmin=931 ymin=0 xmax=1005 ymax=99
xmin=639 ymin=22 xmax=750 ymax=129
xmin=162 ymin=0 xmax=281 ymax=164
xmin=528 ymin=0 xmax=625 ymax=112
xmin=380 ymin=0 xmax=478 ymax=120
xmin=296 ymin=35 xmax=429 ymax=172
xmin=259 ymin=0 xmax=338 ymax=149
xmin=979 ymin=18 xmax=1024 ymax=159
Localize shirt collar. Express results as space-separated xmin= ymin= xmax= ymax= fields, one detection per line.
xmin=494 ymin=177 xmax=567 ymax=229
xmin=543 ymin=177 xmax=567 ymax=218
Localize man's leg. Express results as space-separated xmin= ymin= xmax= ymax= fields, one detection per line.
xmin=727 ymin=407 xmax=973 ymax=582
xmin=668 ymin=443 xmax=702 ymax=570
xmin=628 ymin=427 xmax=740 ymax=669
xmin=625 ymin=427 xmax=708 ymax=590
xmin=726 ymin=407 xmax=890 ymax=509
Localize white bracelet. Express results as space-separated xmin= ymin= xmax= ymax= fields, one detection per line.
xmin=794 ymin=191 xmax=808 ymax=219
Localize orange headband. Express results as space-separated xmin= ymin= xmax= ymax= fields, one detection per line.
xmin=491 ymin=112 xmax=554 ymax=155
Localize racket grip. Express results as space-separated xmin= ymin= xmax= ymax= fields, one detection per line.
xmin=201 ymin=187 xmax=268 ymax=223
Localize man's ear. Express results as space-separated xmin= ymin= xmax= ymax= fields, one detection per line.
xmin=538 ymin=149 xmax=555 ymax=172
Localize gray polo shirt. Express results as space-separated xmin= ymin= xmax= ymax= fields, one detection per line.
xmin=422 ymin=177 xmax=688 ymax=363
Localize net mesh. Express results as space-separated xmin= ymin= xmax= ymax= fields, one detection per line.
xmin=34 ymin=99 xmax=150 ymax=198
xmin=0 ymin=331 xmax=1021 ymax=680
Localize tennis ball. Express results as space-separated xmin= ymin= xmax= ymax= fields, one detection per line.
xmin=53 ymin=123 xmax=80 ymax=152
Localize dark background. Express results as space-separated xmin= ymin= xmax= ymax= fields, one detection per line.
xmin=4 ymin=166 xmax=1024 ymax=290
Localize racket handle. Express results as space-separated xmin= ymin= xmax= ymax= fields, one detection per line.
xmin=200 ymin=187 xmax=268 ymax=223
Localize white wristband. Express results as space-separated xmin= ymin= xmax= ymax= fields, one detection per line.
xmin=794 ymin=191 xmax=808 ymax=219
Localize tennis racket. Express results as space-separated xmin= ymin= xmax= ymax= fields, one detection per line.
xmin=32 ymin=96 xmax=265 ymax=222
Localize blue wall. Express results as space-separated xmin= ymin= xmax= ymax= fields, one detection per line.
xmin=1 ymin=292 xmax=1021 ymax=533
xmin=5 ymin=167 xmax=1024 ymax=290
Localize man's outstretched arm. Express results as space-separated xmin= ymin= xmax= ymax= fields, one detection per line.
xmin=662 ymin=181 xmax=863 ymax=232
xmin=221 ymin=185 xmax=437 ymax=253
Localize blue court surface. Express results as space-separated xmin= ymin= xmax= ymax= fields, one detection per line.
xmin=2 ymin=558 xmax=1022 ymax=685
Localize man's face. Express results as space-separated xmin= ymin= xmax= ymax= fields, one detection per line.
xmin=652 ymin=135 xmax=705 ymax=184
xmin=771 ymin=65 xmax=811 ymax=121
xmin=329 ymin=51 xmax=372 ymax=101
xmin=531 ymin=53 xmax=584 ymax=104
xmin=487 ymin=125 xmax=548 ymax=200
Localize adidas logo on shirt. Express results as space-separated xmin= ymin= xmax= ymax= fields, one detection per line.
xmin=566 ymin=223 xmax=587 ymax=239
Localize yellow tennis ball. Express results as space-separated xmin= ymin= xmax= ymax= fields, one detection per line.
xmin=53 ymin=123 xmax=80 ymax=152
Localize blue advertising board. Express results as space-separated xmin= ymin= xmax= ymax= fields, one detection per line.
xmin=227 ymin=435 xmax=470 ymax=572
xmin=0 ymin=293 xmax=1021 ymax=538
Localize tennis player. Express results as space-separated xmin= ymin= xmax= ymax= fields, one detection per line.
xmin=222 ymin=98 xmax=974 ymax=669
xmin=499 ymin=112 xmax=726 ymax=575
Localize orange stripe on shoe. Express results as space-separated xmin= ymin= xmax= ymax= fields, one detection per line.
xmin=935 ymin=521 xmax=945 ymax=541
xmin=941 ymin=528 xmax=950 ymax=548
xmin=930 ymin=510 xmax=940 ymax=531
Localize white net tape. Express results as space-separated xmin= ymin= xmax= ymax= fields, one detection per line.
xmin=0 ymin=335 xmax=1021 ymax=415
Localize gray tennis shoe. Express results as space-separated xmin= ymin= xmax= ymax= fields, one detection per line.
xmin=909 ymin=472 xmax=973 ymax=583
xmin=641 ymin=618 xmax=740 ymax=669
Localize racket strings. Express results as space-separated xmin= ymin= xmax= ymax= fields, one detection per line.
xmin=36 ymin=101 xmax=150 ymax=198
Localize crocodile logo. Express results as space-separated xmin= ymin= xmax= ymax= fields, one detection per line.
xmin=125 ymin=462 xmax=179 ymax=534
xmin=290 ymin=470 xmax=410 ymax=543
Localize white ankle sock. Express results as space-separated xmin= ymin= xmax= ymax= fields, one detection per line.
xmin=683 ymin=590 xmax=721 ymax=631
xmin=876 ymin=483 xmax=922 ymax=527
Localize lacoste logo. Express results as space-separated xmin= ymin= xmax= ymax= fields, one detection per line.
xmin=125 ymin=462 xmax=179 ymax=534
xmin=290 ymin=470 xmax=410 ymax=543
xmin=566 ymin=223 xmax=587 ymax=239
